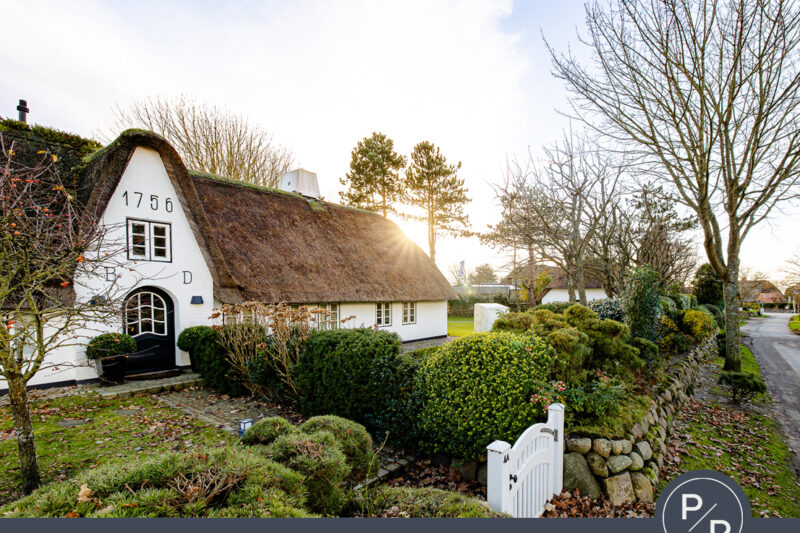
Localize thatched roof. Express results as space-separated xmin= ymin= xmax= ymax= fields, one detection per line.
xmin=82 ymin=130 xmax=456 ymax=304
xmin=739 ymin=279 xmax=786 ymax=304
xmin=501 ymin=264 xmax=603 ymax=290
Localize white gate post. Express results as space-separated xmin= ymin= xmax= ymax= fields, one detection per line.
xmin=486 ymin=439 xmax=511 ymax=514
xmin=548 ymin=403 xmax=565 ymax=497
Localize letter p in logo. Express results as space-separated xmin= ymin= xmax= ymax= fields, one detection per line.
xmin=682 ymin=494 xmax=703 ymax=519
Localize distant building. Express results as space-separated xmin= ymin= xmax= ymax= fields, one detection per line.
xmin=739 ymin=279 xmax=786 ymax=305
xmin=500 ymin=265 xmax=607 ymax=304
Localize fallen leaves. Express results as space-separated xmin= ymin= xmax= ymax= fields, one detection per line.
xmin=76 ymin=484 xmax=93 ymax=503
xmin=542 ymin=489 xmax=654 ymax=518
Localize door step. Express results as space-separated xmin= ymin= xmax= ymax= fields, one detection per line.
xmin=126 ymin=368 xmax=183 ymax=381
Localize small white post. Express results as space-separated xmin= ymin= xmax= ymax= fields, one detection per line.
xmin=486 ymin=439 xmax=511 ymax=514
xmin=548 ymin=403 xmax=565 ymax=497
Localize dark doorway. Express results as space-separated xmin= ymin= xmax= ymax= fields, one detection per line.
xmin=122 ymin=287 xmax=176 ymax=375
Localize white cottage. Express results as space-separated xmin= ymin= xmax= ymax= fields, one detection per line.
xmin=2 ymin=129 xmax=455 ymax=390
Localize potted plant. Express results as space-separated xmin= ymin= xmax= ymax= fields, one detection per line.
xmin=86 ymin=333 xmax=136 ymax=386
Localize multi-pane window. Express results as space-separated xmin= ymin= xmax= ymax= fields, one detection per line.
xmin=402 ymin=302 xmax=416 ymax=324
xmin=314 ymin=303 xmax=339 ymax=331
xmin=127 ymin=219 xmax=172 ymax=261
xmin=125 ymin=291 xmax=167 ymax=336
xmin=376 ymin=302 xmax=391 ymax=327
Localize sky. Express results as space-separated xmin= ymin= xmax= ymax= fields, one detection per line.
xmin=2 ymin=0 xmax=797 ymax=284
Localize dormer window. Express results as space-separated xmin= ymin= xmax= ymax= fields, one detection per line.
xmin=127 ymin=219 xmax=172 ymax=262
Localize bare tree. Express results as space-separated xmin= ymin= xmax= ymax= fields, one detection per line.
xmin=1 ymin=135 xmax=130 ymax=493
xmin=108 ymin=95 xmax=294 ymax=188
xmin=550 ymin=0 xmax=800 ymax=370
xmin=492 ymin=130 xmax=621 ymax=305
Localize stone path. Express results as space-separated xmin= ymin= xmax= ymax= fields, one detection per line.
xmin=94 ymin=372 xmax=202 ymax=399
xmin=402 ymin=336 xmax=454 ymax=353
xmin=741 ymin=313 xmax=800 ymax=469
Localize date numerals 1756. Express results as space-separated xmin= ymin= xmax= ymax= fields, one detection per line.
xmin=122 ymin=191 xmax=174 ymax=213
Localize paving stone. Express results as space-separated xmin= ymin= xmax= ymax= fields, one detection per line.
xmin=57 ymin=418 xmax=90 ymax=428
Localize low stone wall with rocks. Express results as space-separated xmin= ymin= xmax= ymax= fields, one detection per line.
xmin=562 ymin=336 xmax=716 ymax=506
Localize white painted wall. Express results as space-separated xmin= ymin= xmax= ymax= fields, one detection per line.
xmin=541 ymin=288 xmax=607 ymax=304
xmin=340 ymin=301 xmax=448 ymax=341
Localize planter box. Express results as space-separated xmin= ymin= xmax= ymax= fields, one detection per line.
xmin=97 ymin=354 xmax=127 ymax=386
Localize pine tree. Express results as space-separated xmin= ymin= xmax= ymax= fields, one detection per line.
xmin=339 ymin=133 xmax=406 ymax=217
xmin=404 ymin=141 xmax=469 ymax=264
xmin=693 ymin=263 xmax=724 ymax=308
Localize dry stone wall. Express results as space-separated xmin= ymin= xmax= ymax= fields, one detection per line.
xmin=562 ymin=336 xmax=715 ymax=505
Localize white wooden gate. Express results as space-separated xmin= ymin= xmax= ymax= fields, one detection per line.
xmin=486 ymin=403 xmax=564 ymax=518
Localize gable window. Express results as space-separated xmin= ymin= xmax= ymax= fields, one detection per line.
xmin=314 ymin=303 xmax=339 ymax=331
xmin=127 ymin=219 xmax=172 ymax=262
xmin=376 ymin=302 xmax=391 ymax=327
xmin=402 ymin=302 xmax=416 ymax=324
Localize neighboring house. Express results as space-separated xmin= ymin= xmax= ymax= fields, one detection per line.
xmin=452 ymin=284 xmax=517 ymax=298
xmin=2 ymin=127 xmax=455 ymax=390
xmin=739 ymin=279 xmax=787 ymax=305
xmin=501 ymin=265 xmax=608 ymax=304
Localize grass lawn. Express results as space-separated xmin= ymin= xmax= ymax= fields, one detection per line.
xmin=660 ymin=402 xmax=800 ymax=517
xmin=447 ymin=316 xmax=474 ymax=337
xmin=790 ymin=315 xmax=800 ymax=334
xmin=0 ymin=393 xmax=234 ymax=506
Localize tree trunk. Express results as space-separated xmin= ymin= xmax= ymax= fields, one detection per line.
xmin=722 ymin=262 xmax=742 ymax=371
xmin=576 ymin=261 xmax=587 ymax=305
xmin=7 ymin=373 xmax=40 ymax=494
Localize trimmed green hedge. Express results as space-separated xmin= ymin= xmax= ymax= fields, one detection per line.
xmin=176 ymin=326 xmax=246 ymax=396
xmin=294 ymin=328 xmax=402 ymax=428
xmin=415 ymin=332 xmax=556 ymax=459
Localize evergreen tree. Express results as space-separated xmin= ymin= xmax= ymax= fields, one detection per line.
xmin=404 ymin=141 xmax=470 ymax=264
xmin=339 ymin=132 xmax=406 ymax=217
xmin=468 ymin=263 xmax=497 ymax=285
xmin=693 ymin=263 xmax=724 ymax=308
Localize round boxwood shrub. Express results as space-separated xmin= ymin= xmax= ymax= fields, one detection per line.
xmin=86 ymin=333 xmax=137 ymax=360
xmin=679 ymin=309 xmax=717 ymax=343
xmin=299 ymin=415 xmax=374 ymax=480
xmin=492 ymin=311 xmax=535 ymax=333
xmin=415 ymin=332 xmax=557 ymax=459
xmin=269 ymin=430 xmax=350 ymax=515
xmin=294 ymin=328 xmax=402 ymax=426
xmin=241 ymin=416 xmax=298 ymax=446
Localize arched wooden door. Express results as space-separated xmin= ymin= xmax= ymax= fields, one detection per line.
xmin=123 ymin=287 xmax=176 ymax=374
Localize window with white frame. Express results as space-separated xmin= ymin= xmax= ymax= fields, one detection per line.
xmin=402 ymin=302 xmax=416 ymax=324
xmin=376 ymin=302 xmax=391 ymax=327
xmin=313 ymin=303 xmax=339 ymax=331
xmin=124 ymin=291 xmax=168 ymax=336
xmin=127 ymin=219 xmax=172 ymax=262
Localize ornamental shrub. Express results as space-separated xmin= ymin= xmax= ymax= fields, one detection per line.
xmin=717 ymin=371 xmax=766 ymax=404
xmin=299 ymin=416 xmax=375 ymax=480
xmin=294 ymin=328 xmax=402 ymax=428
xmin=492 ymin=311 xmax=535 ymax=333
xmin=415 ymin=332 xmax=557 ymax=459
xmin=700 ymin=304 xmax=725 ymax=329
xmin=693 ymin=263 xmax=724 ymax=308
xmin=629 ymin=337 xmax=659 ymax=364
xmin=679 ymin=309 xmax=717 ymax=343
xmin=241 ymin=416 xmax=298 ymax=446
xmin=0 ymin=446 xmax=311 ymax=517
xmin=175 ymin=326 xmax=246 ymax=396
xmin=558 ymin=374 xmax=628 ymax=423
xmin=533 ymin=301 xmax=572 ymax=314
xmin=86 ymin=333 xmax=137 ymax=360
xmin=659 ymin=296 xmax=678 ymax=320
xmin=365 ymin=348 xmax=433 ymax=450
xmin=269 ymin=430 xmax=351 ymax=515
xmin=622 ymin=267 xmax=662 ymax=342
xmin=589 ymin=298 xmax=626 ymax=322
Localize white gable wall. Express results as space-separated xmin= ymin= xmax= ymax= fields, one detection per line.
xmin=71 ymin=147 xmax=216 ymax=381
xmin=541 ymin=288 xmax=607 ymax=304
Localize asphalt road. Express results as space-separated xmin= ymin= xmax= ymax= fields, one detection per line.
xmin=741 ymin=313 xmax=800 ymax=466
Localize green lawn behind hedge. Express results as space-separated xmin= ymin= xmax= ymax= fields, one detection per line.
xmin=447 ymin=317 xmax=474 ymax=337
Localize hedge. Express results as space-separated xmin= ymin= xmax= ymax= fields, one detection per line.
xmin=176 ymin=326 xmax=246 ymax=396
